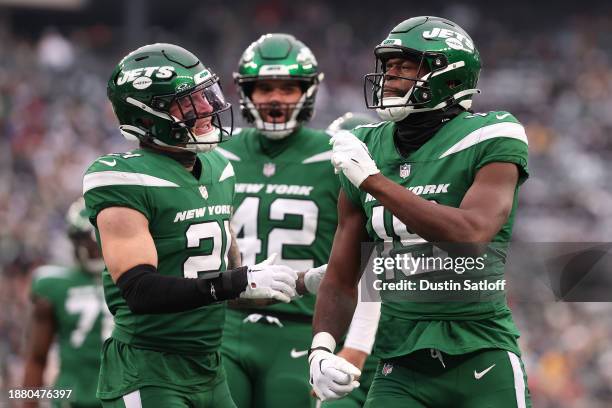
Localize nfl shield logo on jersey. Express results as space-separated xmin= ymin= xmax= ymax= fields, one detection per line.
xmin=382 ymin=363 xmax=393 ymax=376
xmin=199 ymin=185 xmax=208 ymax=200
xmin=263 ymin=162 xmax=276 ymax=177
xmin=399 ymin=163 xmax=411 ymax=179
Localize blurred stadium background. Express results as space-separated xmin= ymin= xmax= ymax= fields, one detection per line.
xmin=1 ymin=0 xmax=611 ymax=407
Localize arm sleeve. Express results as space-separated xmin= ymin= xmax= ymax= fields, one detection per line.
xmin=116 ymin=264 xmax=248 ymax=314
xmin=343 ymin=298 xmax=381 ymax=355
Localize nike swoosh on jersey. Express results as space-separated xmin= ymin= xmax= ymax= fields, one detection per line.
xmin=496 ymin=113 xmax=511 ymax=120
xmin=98 ymin=159 xmax=117 ymax=167
xmin=474 ymin=364 xmax=496 ymax=379
xmin=290 ymin=349 xmax=309 ymax=358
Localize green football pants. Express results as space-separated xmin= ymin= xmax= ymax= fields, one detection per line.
xmin=221 ymin=309 xmax=315 ymax=408
xmin=364 ymin=348 xmax=531 ymax=408
xmin=99 ymin=379 xmax=236 ymax=408
xmin=222 ymin=309 xmax=377 ymax=408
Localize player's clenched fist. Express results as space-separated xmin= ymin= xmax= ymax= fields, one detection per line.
xmin=309 ymin=332 xmax=361 ymax=401
xmin=329 ymin=130 xmax=379 ymax=188
xmin=241 ymin=253 xmax=298 ymax=303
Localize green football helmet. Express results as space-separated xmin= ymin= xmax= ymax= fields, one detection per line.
xmin=364 ymin=16 xmax=481 ymax=122
xmin=66 ymin=198 xmax=104 ymax=274
xmin=234 ymin=33 xmax=324 ymax=139
xmin=107 ymin=43 xmax=233 ymax=152
xmin=327 ymin=112 xmax=378 ymax=132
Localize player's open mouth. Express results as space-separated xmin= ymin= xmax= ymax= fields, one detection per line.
xmin=194 ymin=121 xmax=214 ymax=135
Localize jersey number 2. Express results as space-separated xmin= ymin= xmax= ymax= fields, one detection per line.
xmin=183 ymin=220 xmax=231 ymax=278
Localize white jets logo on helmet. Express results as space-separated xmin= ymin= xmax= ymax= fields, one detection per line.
xmin=422 ymin=28 xmax=474 ymax=53
xmin=116 ymin=66 xmax=175 ymax=86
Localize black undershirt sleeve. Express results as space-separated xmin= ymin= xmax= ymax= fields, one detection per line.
xmin=115 ymin=264 xmax=248 ymax=314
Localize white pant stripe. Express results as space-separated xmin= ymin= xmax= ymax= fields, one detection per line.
xmin=507 ymin=352 xmax=526 ymax=408
xmin=122 ymin=390 xmax=143 ymax=408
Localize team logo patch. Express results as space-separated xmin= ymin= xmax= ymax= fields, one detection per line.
xmin=194 ymin=69 xmax=212 ymax=85
xmin=382 ymin=363 xmax=393 ymax=376
xmin=381 ymin=38 xmax=402 ymax=46
xmin=199 ymin=185 xmax=209 ymax=200
xmin=263 ymin=163 xmax=276 ymax=177
xmin=399 ymin=163 xmax=411 ymax=178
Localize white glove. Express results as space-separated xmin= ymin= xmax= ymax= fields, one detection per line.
xmin=329 ymin=130 xmax=379 ymax=188
xmin=309 ymin=332 xmax=361 ymax=401
xmin=304 ymin=264 xmax=327 ymax=294
xmin=240 ymin=253 xmax=298 ymax=303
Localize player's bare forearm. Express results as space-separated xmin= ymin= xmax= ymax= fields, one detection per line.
xmin=313 ymin=191 xmax=368 ymax=341
xmin=360 ymin=162 xmax=519 ymax=246
xmin=337 ymin=347 xmax=369 ymax=372
xmin=296 ymin=271 xmax=308 ymax=295
xmin=227 ymin=226 xmax=242 ymax=269
xmin=314 ymin=275 xmax=357 ymax=341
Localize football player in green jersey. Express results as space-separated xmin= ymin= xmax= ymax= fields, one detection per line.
xmin=310 ymin=17 xmax=532 ymax=407
xmin=83 ymin=43 xmax=299 ymax=408
xmin=216 ymin=34 xmax=380 ymax=408
xmin=23 ymin=198 xmax=111 ymax=408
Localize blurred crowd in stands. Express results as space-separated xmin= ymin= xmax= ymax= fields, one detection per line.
xmin=1 ymin=2 xmax=611 ymax=406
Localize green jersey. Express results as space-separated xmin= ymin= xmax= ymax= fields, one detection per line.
xmin=218 ymin=127 xmax=339 ymax=316
xmin=83 ymin=148 xmax=235 ymax=354
xmin=341 ymin=111 xmax=529 ymax=357
xmin=30 ymin=265 xmax=111 ymax=406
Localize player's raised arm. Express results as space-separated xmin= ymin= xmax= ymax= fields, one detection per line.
xmin=359 ymin=161 xmax=519 ymax=245
xmin=331 ymin=129 xmax=521 ymax=251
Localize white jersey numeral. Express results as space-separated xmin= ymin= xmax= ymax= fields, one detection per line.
xmin=231 ymin=197 xmax=262 ymax=265
xmin=232 ymin=198 xmax=318 ymax=270
xmin=65 ymin=286 xmax=107 ymax=347
xmin=183 ymin=220 xmax=230 ymax=278
xmin=371 ymin=205 xmax=424 ymax=244
xmin=269 ymin=199 xmax=318 ymax=270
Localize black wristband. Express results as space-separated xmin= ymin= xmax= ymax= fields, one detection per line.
xmin=195 ymin=266 xmax=249 ymax=302
xmin=116 ymin=264 xmax=248 ymax=314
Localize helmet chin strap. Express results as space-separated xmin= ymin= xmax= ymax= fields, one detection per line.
xmin=125 ymin=97 xmax=220 ymax=153
xmin=150 ymin=127 xmax=220 ymax=153
xmin=377 ymin=88 xmax=480 ymax=122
